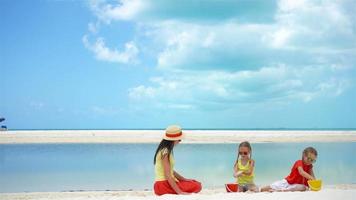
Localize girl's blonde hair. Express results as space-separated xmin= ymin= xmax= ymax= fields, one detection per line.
xmin=233 ymin=141 xmax=252 ymax=168
xmin=302 ymin=147 xmax=318 ymax=157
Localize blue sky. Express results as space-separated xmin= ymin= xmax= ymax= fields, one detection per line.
xmin=1 ymin=0 xmax=356 ymax=129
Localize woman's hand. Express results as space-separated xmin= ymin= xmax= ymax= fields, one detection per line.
xmin=174 ymin=171 xmax=193 ymax=182
xmin=178 ymin=191 xmax=191 ymax=195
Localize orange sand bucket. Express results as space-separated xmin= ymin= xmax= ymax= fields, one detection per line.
xmin=225 ymin=183 xmax=238 ymax=192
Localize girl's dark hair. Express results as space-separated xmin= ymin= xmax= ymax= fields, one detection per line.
xmin=153 ymin=139 xmax=175 ymax=164
xmin=234 ymin=141 xmax=252 ymax=168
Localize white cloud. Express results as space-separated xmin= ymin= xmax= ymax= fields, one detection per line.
xmin=127 ymin=0 xmax=355 ymax=108
xmin=150 ymin=0 xmax=356 ymax=71
xmin=83 ymin=35 xmax=139 ymax=64
xmin=153 ymin=22 xmax=273 ymax=70
xmin=128 ymin=64 xmax=351 ymax=108
xmin=128 ymin=85 xmax=156 ymax=100
xmin=268 ymin=28 xmax=294 ymax=48
xmin=90 ymin=0 xmax=146 ymax=23
xmin=86 ymin=0 xmax=356 ymax=108
xmin=274 ymin=0 xmax=356 ymax=49
xmin=278 ymin=0 xmax=308 ymax=12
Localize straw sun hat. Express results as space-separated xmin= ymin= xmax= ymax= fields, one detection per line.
xmin=163 ymin=125 xmax=184 ymax=141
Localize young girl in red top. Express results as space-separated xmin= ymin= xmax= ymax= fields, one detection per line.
xmin=261 ymin=147 xmax=317 ymax=192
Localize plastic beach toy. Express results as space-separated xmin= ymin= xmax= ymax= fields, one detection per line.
xmin=225 ymin=183 xmax=238 ymax=192
xmin=308 ymin=179 xmax=322 ymax=191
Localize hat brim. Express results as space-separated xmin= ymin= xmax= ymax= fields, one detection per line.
xmin=163 ymin=133 xmax=185 ymax=141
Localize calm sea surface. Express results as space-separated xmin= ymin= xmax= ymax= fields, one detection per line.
xmin=0 ymin=142 xmax=355 ymax=192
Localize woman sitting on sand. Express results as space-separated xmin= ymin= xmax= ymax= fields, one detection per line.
xmin=153 ymin=125 xmax=202 ymax=195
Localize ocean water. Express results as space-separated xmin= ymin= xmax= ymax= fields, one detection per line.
xmin=0 ymin=142 xmax=355 ymax=193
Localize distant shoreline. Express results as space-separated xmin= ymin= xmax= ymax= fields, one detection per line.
xmin=1 ymin=130 xmax=356 ymax=144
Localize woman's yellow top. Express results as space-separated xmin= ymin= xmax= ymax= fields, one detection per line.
xmin=236 ymin=159 xmax=254 ymax=185
xmin=154 ymin=148 xmax=178 ymax=181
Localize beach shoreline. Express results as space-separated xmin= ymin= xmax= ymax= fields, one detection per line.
xmin=1 ymin=185 xmax=356 ymax=200
xmin=0 ymin=130 xmax=356 ymax=144
xmin=1 ymin=132 xmax=356 ymax=199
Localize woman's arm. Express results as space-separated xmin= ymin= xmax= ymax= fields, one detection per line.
xmin=297 ymin=167 xmax=315 ymax=180
xmin=174 ymin=171 xmax=189 ymax=181
xmin=162 ymin=155 xmax=186 ymax=194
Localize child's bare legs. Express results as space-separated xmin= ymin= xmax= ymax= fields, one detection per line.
xmin=260 ymin=184 xmax=306 ymax=192
xmin=248 ymin=184 xmax=259 ymax=192
xmin=239 ymin=184 xmax=259 ymax=192
xmin=281 ymin=185 xmax=307 ymax=192
xmin=238 ymin=185 xmax=247 ymax=192
xmin=260 ymin=186 xmax=273 ymax=192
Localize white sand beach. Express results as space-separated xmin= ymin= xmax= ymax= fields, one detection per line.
xmin=1 ymin=186 xmax=356 ymax=200
xmin=1 ymin=130 xmax=356 ymax=144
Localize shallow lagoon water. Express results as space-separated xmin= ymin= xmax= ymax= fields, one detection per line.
xmin=0 ymin=142 xmax=355 ymax=192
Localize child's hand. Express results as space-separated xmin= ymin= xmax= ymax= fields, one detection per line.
xmin=234 ymin=171 xmax=243 ymax=177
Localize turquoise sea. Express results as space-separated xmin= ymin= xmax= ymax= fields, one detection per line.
xmin=0 ymin=142 xmax=355 ymax=192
